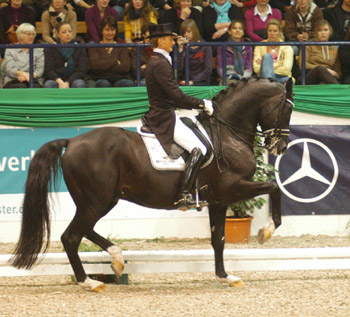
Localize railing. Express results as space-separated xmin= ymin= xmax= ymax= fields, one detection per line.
xmin=1 ymin=41 xmax=349 ymax=88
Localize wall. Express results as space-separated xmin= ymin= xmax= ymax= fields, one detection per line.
xmin=0 ymin=109 xmax=349 ymax=243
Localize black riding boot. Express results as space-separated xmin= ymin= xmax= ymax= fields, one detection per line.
xmin=175 ymin=147 xmax=208 ymax=211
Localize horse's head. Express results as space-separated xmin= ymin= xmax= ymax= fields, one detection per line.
xmin=259 ymin=78 xmax=294 ymax=156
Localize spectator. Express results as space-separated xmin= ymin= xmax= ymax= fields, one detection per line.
xmin=217 ymin=19 xmax=253 ymax=83
xmin=323 ymin=0 xmax=350 ymax=41
xmin=338 ymin=23 xmax=350 ymax=83
xmin=44 ymin=22 xmax=87 ymax=88
xmin=41 ymin=0 xmax=77 ymax=43
xmin=150 ymin=0 xmax=172 ymax=23
xmin=123 ymin=0 xmax=158 ymax=43
xmin=244 ymin=0 xmax=282 ymax=42
xmin=298 ymin=19 xmax=341 ymax=84
xmin=253 ymin=18 xmax=293 ymax=83
xmin=285 ymin=0 xmax=323 ymax=56
xmin=85 ymin=0 xmax=119 ymax=43
xmin=163 ymin=0 xmax=202 ymax=35
xmin=130 ymin=22 xmax=153 ymax=85
xmin=177 ymin=18 xmax=212 ymax=85
xmin=201 ymin=0 xmax=243 ymax=43
xmin=69 ymin=0 xmax=94 ymax=21
xmin=88 ymin=16 xmax=136 ymax=87
xmin=2 ymin=23 xmax=44 ymax=88
xmin=0 ymin=0 xmax=36 ymax=44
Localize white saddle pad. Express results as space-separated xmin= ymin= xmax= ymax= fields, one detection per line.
xmin=138 ymin=118 xmax=213 ymax=171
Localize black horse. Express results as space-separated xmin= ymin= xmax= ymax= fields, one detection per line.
xmin=12 ymin=78 xmax=293 ymax=292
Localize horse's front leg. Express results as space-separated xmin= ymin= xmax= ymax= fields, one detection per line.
xmin=234 ymin=179 xmax=281 ymax=245
xmin=208 ymin=204 xmax=244 ymax=288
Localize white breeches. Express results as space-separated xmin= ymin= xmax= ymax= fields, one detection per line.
xmin=173 ymin=114 xmax=207 ymax=155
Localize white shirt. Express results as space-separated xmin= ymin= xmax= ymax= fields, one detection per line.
xmin=153 ymin=48 xmax=172 ymax=65
xmin=254 ymin=5 xmax=273 ymax=22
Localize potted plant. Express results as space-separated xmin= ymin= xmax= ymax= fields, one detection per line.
xmin=225 ymin=134 xmax=277 ymax=243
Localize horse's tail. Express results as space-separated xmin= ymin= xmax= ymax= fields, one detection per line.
xmin=11 ymin=139 xmax=68 ymax=269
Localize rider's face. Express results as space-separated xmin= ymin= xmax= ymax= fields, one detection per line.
xmin=158 ymin=35 xmax=175 ymax=53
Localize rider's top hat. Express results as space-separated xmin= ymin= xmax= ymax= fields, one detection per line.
xmin=149 ymin=23 xmax=177 ymax=38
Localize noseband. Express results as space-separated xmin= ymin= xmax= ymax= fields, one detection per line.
xmin=260 ymin=98 xmax=294 ymax=151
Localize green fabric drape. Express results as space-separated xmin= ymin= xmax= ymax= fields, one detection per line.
xmin=0 ymin=85 xmax=349 ymax=127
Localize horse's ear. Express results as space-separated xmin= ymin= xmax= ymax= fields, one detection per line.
xmin=284 ymin=78 xmax=293 ymax=100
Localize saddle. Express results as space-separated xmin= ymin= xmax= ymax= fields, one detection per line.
xmin=139 ymin=116 xmax=213 ymax=170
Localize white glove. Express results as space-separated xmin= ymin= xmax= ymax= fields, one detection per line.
xmin=203 ymin=99 xmax=214 ymax=116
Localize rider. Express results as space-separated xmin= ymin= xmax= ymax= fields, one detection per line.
xmin=144 ymin=23 xmax=214 ymax=211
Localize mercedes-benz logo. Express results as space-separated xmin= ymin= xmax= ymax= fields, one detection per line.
xmin=274 ymin=138 xmax=338 ymax=203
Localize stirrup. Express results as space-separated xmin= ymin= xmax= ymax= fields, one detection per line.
xmin=175 ymin=192 xmax=208 ymax=212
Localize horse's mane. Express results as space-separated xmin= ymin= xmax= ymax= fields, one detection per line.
xmin=212 ymin=77 xmax=284 ymax=103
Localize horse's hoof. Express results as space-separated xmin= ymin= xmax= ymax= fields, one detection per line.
xmin=216 ymin=275 xmax=243 ymax=287
xmin=111 ymin=260 xmax=125 ymax=278
xmin=78 ymin=277 xmax=106 ymax=293
xmin=258 ymin=227 xmax=271 ymax=244
xmin=229 ymin=280 xmax=245 ymax=288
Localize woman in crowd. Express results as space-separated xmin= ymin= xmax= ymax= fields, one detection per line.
xmin=0 ymin=0 xmax=36 ymax=44
xmin=285 ymin=0 xmax=323 ymax=55
xmin=130 ymin=22 xmax=153 ymax=86
xmin=2 ymin=23 xmax=44 ymax=88
xmin=253 ymin=19 xmax=293 ymax=83
xmin=201 ymin=0 xmax=243 ymax=43
xmin=244 ymin=0 xmax=282 ymax=42
xmin=298 ymin=19 xmax=341 ymax=84
xmin=338 ymin=23 xmax=350 ymax=84
xmin=44 ymin=22 xmax=87 ymax=88
xmin=88 ymin=16 xmax=136 ymax=87
xmin=123 ymin=0 xmax=158 ymax=43
xmin=216 ymin=20 xmax=253 ymax=84
xmin=41 ymin=0 xmax=77 ymax=44
xmin=163 ymin=0 xmax=202 ymax=35
xmin=85 ymin=0 xmax=119 ymax=43
xmin=177 ymin=19 xmax=212 ymax=86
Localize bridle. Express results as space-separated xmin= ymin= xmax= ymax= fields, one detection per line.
xmin=210 ymin=95 xmax=294 ymax=150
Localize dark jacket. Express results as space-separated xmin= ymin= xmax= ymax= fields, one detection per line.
xmin=88 ymin=41 xmax=132 ymax=81
xmin=145 ymin=51 xmax=204 ymax=154
xmin=163 ymin=7 xmax=203 ymax=35
xmin=0 ymin=4 xmax=36 ymax=44
xmin=44 ymin=45 xmax=88 ymax=84
xmin=202 ymin=5 xmax=243 ymax=42
xmin=338 ymin=44 xmax=350 ymax=83
xmin=323 ymin=2 xmax=349 ymax=41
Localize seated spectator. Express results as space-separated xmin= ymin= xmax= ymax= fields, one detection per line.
xmin=338 ymin=23 xmax=350 ymax=84
xmin=163 ymin=0 xmax=202 ymax=35
xmin=44 ymin=22 xmax=87 ymax=88
xmin=269 ymin=0 xmax=293 ymax=18
xmin=285 ymin=0 xmax=323 ymax=55
xmin=253 ymin=18 xmax=293 ymax=83
xmin=123 ymin=0 xmax=158 ymax=43
xmin=177 ymin=18 xmax=212 ymax=85
xmin=217 ymin=19 xmax=253 ymax=84
xmin=130 ymin=22 xmax=153 ymax=86
xmin=202 ymin=0 xmax=243 ymax=43
xmin=298 ymin=19 xmax=341 ymax=84
xmin=244 ymin=0 xmax=282 ymax=42
xmin=85 ymin=0 xmax=119 ymax=43
xmin=323 ymin=0 xmax=350 ymax=41
xmin=70 ymin=0 xmax=94 ymax=21
xmin=88 ymin=16 xmax=136 ymax=87
xmin=149 ymin=0 xmax=172 ymax=23
xmin=0 ymin=0 xmax=36 ymax=44
xmin=2 ymin=23 xmax=44 ymax=88
xmin=41 ymin=0 xmax=77 ymax=43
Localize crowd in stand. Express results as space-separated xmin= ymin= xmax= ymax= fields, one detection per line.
xmin=0 ymin=0 xmax=350 ymax=88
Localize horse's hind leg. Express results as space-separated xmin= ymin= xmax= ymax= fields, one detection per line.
xmin=85 ymin=230 xmax=125 ymax=278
